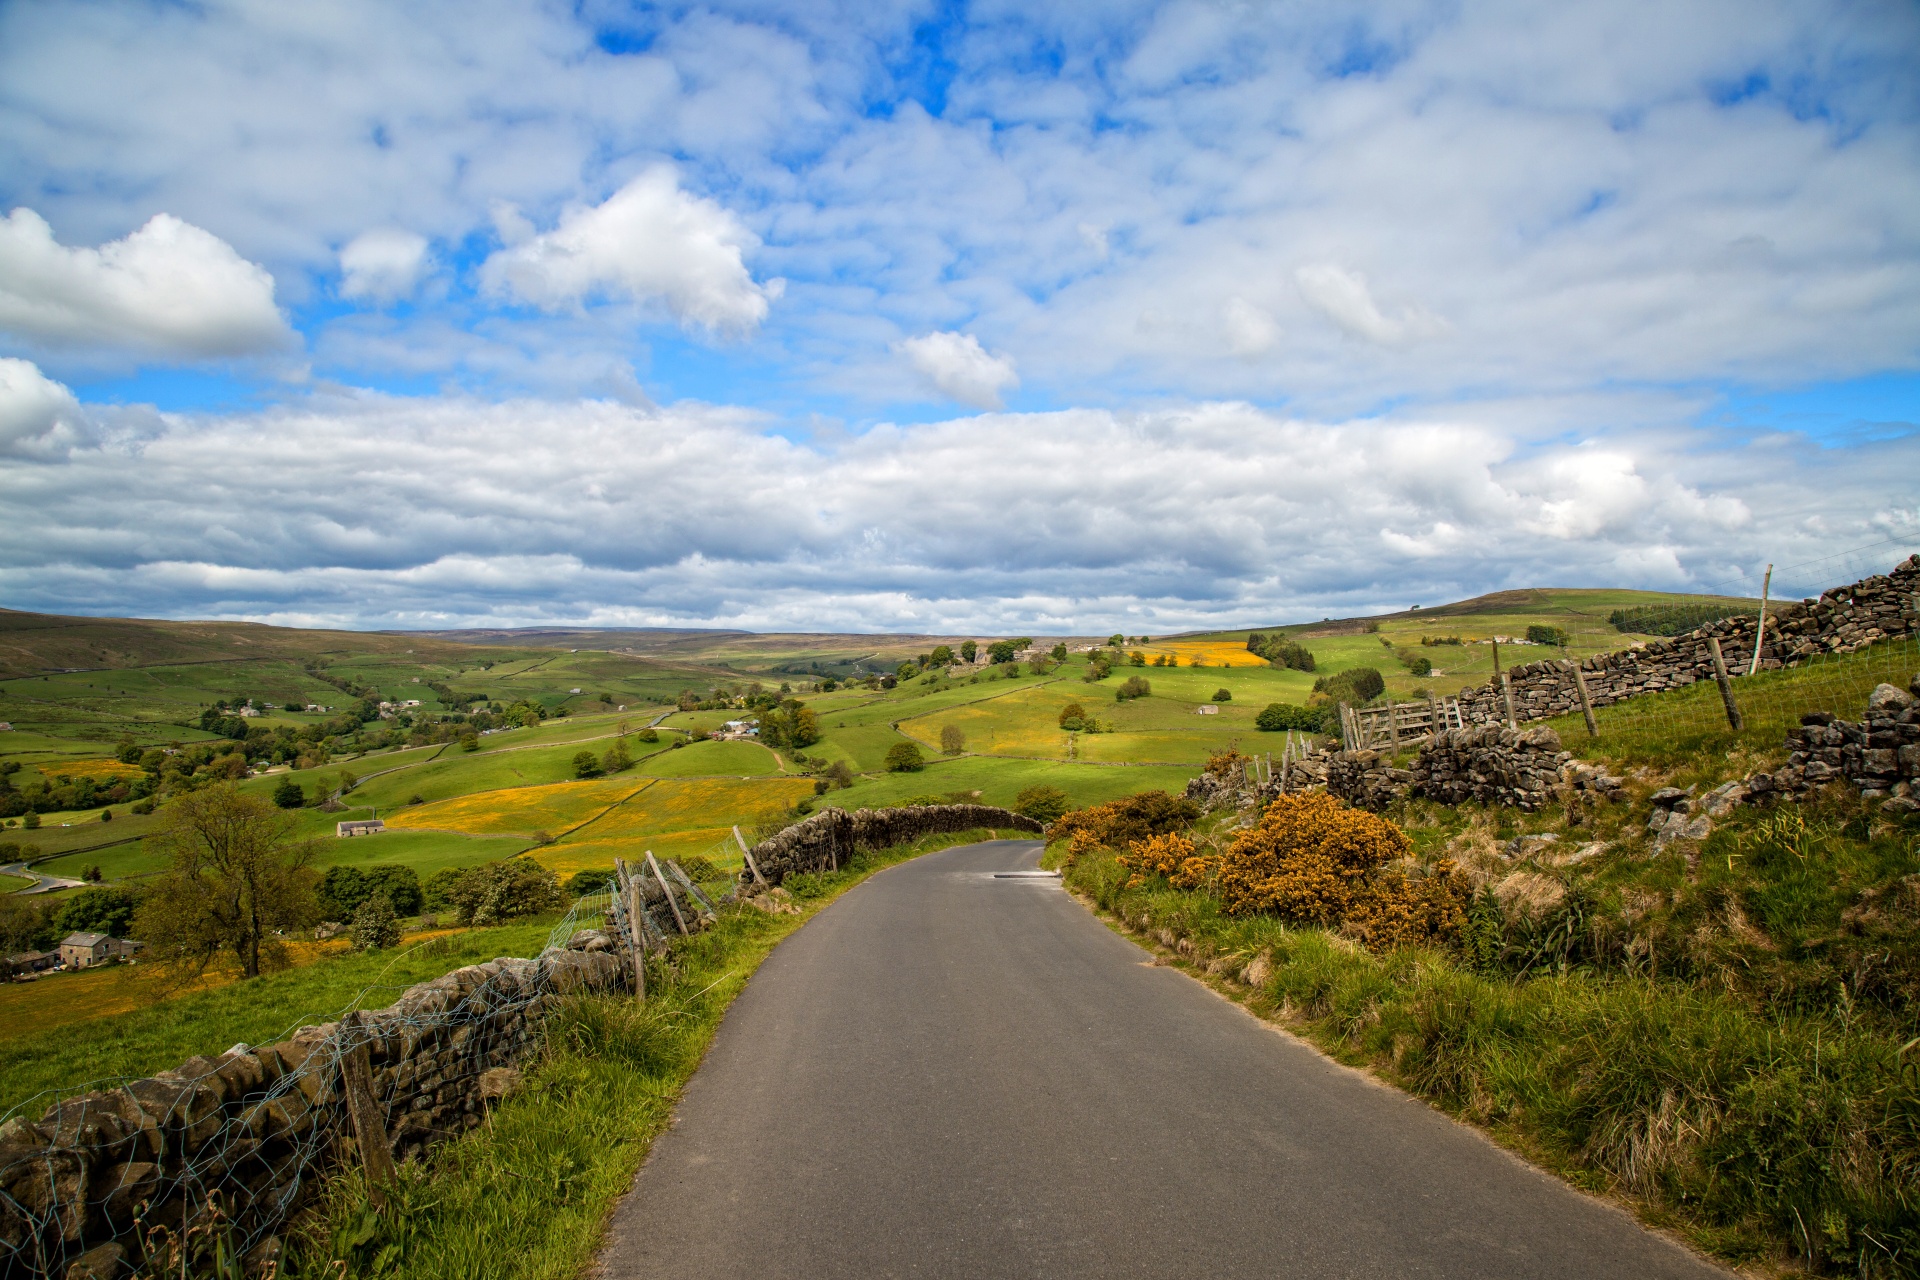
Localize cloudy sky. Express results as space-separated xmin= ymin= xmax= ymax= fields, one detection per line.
xmin=1 ymin=0 xmax=1917 ymax=633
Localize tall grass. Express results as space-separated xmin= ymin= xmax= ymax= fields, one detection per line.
xmin=284 ymin=828 xmax=998 ymax=1280
xmin=1055 ymin=843 xmax=1920 ymax=1276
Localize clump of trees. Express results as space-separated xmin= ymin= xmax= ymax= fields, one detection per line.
xmin=318 ymin=864 xmax=423 ymax=920
xmin=1013 ymin=785 xmax=1070 ymax=824
xmin=1312 ymin=666 xmax=1385 ymax=705
xmin=435 ymin=860 xmax=564 ymax=926
xmin=760 ymin=700 xmax=822 ymax=749
xmin=1115 ymin=675 xmax=1152 ymax=702
xmin=1244 ymin=632 xmax=1317 ymax=672
xmin=885 ymin=742 xmax=926 ymax=772
xmin=1255 ymin=702 xmax=1327 ymax=733
xmin=351 ymin=893 xmax=401 ymax=951
xmin=1526 ymin=625 xmax=1570 ymax=648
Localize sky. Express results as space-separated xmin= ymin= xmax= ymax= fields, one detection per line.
xmin=1 ymin=0 xmax=1917 ymax=634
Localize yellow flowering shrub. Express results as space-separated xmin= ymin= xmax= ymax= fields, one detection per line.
xmin=1117 ymin=831 xmax=1219 ymax=888
xmin=1215 ymin=791 xmax=1466 ymax=950
xmin=1047 ymin=790 xmax=1201 ymax=859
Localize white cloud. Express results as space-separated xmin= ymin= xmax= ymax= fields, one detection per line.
xmin=0 ymin=356 xmax=87 ymax=457
xmin=0 ymin=208 xmax=291 ymax=357
xmin=1223 ymin=298 xmax=1279 ymax=357
xmin=1294 ymin=264 xmax=1448 ymax=347
xmin=0 ymin=391 xmax=1910 ymax=630
xmin=339 ymin=229 xmax=431 ymax=304
xmin=479 ymin=168 xmax=780 ymax=334
xmin=896 ymin=331 xmax=1020 ymax=410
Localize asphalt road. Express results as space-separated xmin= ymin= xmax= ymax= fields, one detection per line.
xmin=595 ymin=839 xmax=1727 ymax=1279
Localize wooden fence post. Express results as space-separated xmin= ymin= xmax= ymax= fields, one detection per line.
xmin=734 ymin=825 xmax=766 ymax=884
xmin=1707 ymin=636 xmax=1745 ymax=731
xmin=1500 ymin=672 xmax=1518 ymax=730
xmin=647 ymin=851 xmax=690 ymax=935
xmin=341 ymin=1013 xmax=397 ymax=1206
xmin=666 ymin=859 xmax=718 ymax=921
xmin=1338 ymin=702 xmax=1353 ymax=751
xmin=1386 ymin=700 xmax=1400 ymax=750
xmin=1424 ymin=691 xmax=1438 ymax=742
xmin=1749 ymin=563 xmax=1773 ymax=677
xmin=1571 ymin=663 xmax=1598 ymax=738
xmin=611 ymin=859 xmax=647 ymax=996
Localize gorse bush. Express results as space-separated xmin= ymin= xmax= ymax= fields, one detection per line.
xmin=1214 ymin=792 xmax=1469 ymax=951
xmin=1049 ymin=790 xmax=1200 ymax=859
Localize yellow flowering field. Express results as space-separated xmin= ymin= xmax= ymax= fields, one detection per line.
xmin=385 ymin=778 xmax=652 ymax=836
xmin=35 ymin=759 xmax=147 ymax=782
xmin=534 ymin=827 xmax=740 ymax=877
xmin=1141 ymin=641 xmax=1270 ymax=668
xmin=582 ymin=776 xmax=816 ymax=839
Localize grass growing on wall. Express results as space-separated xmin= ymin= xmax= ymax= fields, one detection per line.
xmin=285 ymin=827 xmax=1004 ymax=1280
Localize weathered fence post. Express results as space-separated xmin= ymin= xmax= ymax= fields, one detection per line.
xmin=1571 ymin=663 xmax=1598 ymax=738
xmin=341 ymin=1012 xmax=397 ymax=1206
xmin=1500 ymin=672 xmax=1519 ymax=730
xmin=1749 ymin=563 xmax=1773 ymax=676
xmin=1424 ymin=691 xmax=1438 ymax=742
xmin=612 ymin=859 xmax=647 ymax=996
xmin=647 ymin=851 xmax=691 ymax=935
xmin=1339 ymin=702 xmax=1354 ymax=752
xmin=1707 ymin=636 xmax=1745 ymax=731
xmin=667 ymin=859 xmax=718 ymax=921
xmin=734 ymin=825 xmax=767 ymax=884
xmin=1386 ymin=700 xmax=1400 ymax=751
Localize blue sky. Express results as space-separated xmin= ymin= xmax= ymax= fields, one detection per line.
xmin=0 ymin=0 xmax=1916 ymax=631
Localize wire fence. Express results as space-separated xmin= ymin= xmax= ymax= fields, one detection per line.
xmin=1 ymin=893 xmax=628 ymax=1278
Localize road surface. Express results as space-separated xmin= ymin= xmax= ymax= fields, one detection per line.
xmin=1 ymin=861 xmax=84 ymax=895
xmin=595 ymin=839 xmax=1725 ymax=1279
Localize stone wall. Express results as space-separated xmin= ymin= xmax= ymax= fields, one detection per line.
xmin=1410 ymin=726 xmax=1573 ymax=812
xmin=743 ymin=804 xmax=1043 ymax=886
xmin=1 ymin=937 xmax=625 ymax=1277
xmin=1447 ymin=555 xmax=1920 ymax=729
xmin=1748 ymin=678 xmax=1920 ymax=813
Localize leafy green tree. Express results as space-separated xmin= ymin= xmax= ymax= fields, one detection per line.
xmin=940 ymin=724 xmax=966 ymax=755
xmin=272 ymin=776 xmax=305 ymax=809
xmin=1107 ymin=634 xmax=1125 ymax=647
xmin=602 ymin=739 xmax=632 ymax=773
xmin=565 ymin=868 xmax=615 ymax=896
xmin=638 ymin=727 xmax=659 ymax=743
xmin=318 ymin=864 xmax=423 ymax=920
xmin=1058 ymin=702 xmax=1087 ymax=729
xmin=444 ymin=860 xmax=564 ymax=925
xmin=1256 ymin=702 xmax=1323 ymax=732
xmin=351 ymin=893 xmax=400 ymax=951
xmin=1130 ymin=651 xmax=1147 ymax=667
xmin=885 ymin=742 xmax=926 ymax=772
xmin=1212 ymin=688 xmax=1232 ymax=702
xmin=133 ymin=785 xmax=320 ymax=979
xmin=1526 ymin=625 xmax=1570 ymax=648
xmin=824 ymin=760 xmax=855 ymax=789
xmin=1115 ymin=675 xmax=1152 ymax=701
xmin=928 ymin=644 xmax=954 ymax=666
xmin=573 ymin=750 xmax=603 ymax=779
xmin=959 ymin=641 xmax=978 ymax=663
xmin=1013 ymin=785 xmax=1070 ymax=824
xmin=56 ymin=887 xmax=140 ymax=938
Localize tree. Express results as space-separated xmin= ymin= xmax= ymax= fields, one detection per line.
xmin=573 ymin=750 xmax=602 ymax=779
xmin=444 ymin=860 xmax=564 ymax=925
xmin=1526 ymin=625 xmax=1570 ymax=648
xmin=824 ymin=760 xmax=855 ymax=788
xmin=638 ymin=727 xmax=659 ymax=743
xmin=351 ymin=893 xmax=400 ymax=951
xmin=761 ymin=701 xmax=821 ymax=749
xmin=1256 ymin=702 xmax=1321 ymax=732
xmin=1058 ymin=702 xmax=1087 ymax=729
xmin=1212 ymin=688 xmax=1232 ymax=702
xmin=940 ymin=724 xmax=966 ymax=755
xmin=602 ymin=739 xmax=632 ymax=773
xmin=959 ymin=641 xmax=978 ymax=663
xmin=1130 ymin=651 xmax=1147 ymax=667
xmin=272 ymin=776 xmax=305 ymax=809
xmin=318 ymin=864 xmax=423 ymax=920
xmin=929 ymin=644 xmax=954 ymax=666
xmin=987 ymin=637 xmax=1031 ymax=664
xmin=565 ymin=868 xmax=615 ymax=896
xmin=1013 ymin=785 xmax=1070 ymax=824
xmin=1108 ymin=633 xmax=1125 ymax=647
xmin=885 ymin=742 xmax=926 ymax=772
xmin=1116 ymin=675 xmax=1152 ymax=701
xmin=133 ymin=785 xmax=320 ymax=979
xmin=56 ymin=886 xmax=140 ymax=938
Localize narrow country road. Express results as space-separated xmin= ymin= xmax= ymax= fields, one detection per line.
xmin=595 ymin=839 xmax=1726 ymax=1279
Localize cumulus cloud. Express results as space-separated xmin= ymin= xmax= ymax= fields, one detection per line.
xmin=896 ymin=332 xmax=1020 ymax=410
xmin=339 ymin=229 xmax=431 ymax=304
xmin=0 ymin=356 xmax=88 ymax=457
xmin=0 ymin=393 xmax=1910 ymax=629
xmin=479 ymin=168 xmax=780 ymax=334
xmin=0 ymin=208 xmax=291 ymax=357
xmin=1294 ymin=265 xmax=1448 ymax=347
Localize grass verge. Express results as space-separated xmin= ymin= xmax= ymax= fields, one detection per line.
xmin=284 ymin=827 xmax=1005 ymax=1280
xmin=1047 ymin=839 xmax=1920 ymax=1278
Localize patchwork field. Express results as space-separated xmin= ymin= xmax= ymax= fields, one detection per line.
xmin=385 ymin=778 xmax=653 ymax=838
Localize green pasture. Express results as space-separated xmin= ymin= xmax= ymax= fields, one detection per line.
xmin=637 ymin=739 xmax=785 ymax=778
xmin=828 ymin=755 xmax=1198 ymax=811
xmin=35 ymin=840 xmax=170 ymax=883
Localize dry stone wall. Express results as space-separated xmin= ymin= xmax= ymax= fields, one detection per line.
xmin=1748 ymin=677 xmax=1920 ymax=813
xmin=1449 ymin=555 xmax=1920 ymax=729
xmin=1411 ymin=726 xmax=1573 ymax=812
xmin=744 ymin=804 xmax=1043 ymax=885
xmin=1 ymin=938 xmax=625 ymax=1278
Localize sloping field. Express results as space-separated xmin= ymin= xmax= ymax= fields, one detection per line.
xmin=577 ymin=776 xmax=815 ymax=840
xmin=1138 ymin=640 xmax=1273 ymax=668
xmin=638 ymin=739 xmax=784 ymax=777
xmin=385 ymin=778 xmax=652 ymax=836
xmin=31 ymin=758 xmax=145 ymax=783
